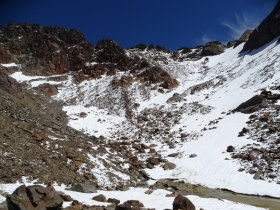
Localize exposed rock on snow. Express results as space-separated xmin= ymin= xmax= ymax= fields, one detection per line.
xmin=241 ymin=0 xmax=280 ymax=52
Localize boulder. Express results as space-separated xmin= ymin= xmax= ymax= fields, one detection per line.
xmin=234 ymin=95 xmax=263 ymax=113
xmin=227 ymin=145 xmax=235 ymax=152
xmin=172 ymin=195 xmax=195 ymax=210
xmin=6 ymin=184 xmax=63 ymax=210
xmin=35 ymin=83 xmax=58 ymax=97
xmin=92 ymin=194 xmax=106 ymax=202
xmin=116 ymin=202 xmax=132 ymax=210
xmin=125 ymin=200 xmax=144 ymax=207
xmin=148 ymin=157 xmax=160 ymax=166
xmin=69 ymin=183 xmax=97 ymax=193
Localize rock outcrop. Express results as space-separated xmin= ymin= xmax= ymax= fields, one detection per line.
xmin=201 ymin=41 xmax=225 ymax=56
xmin=227 ymin=30 xmax=253 ymax=48
xmin=241 ymin=1 xmax=280 ymax=52
xmin=137 ymin=66 xmax=179 ymax=89
xmin=0 ymin=22 xmax=94 ymax=75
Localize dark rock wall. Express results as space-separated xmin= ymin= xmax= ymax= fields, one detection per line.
xmin=241 ymin=1 xmax=280 ymax=53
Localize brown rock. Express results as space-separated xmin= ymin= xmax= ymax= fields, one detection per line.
xmin=32 ymin=131 xmax=47 ymax=141
xmin=149 ymin=157 xmax=160 ymax=165
xmin=6 ymin=185 xmax=63 ymax=210
xmin=144 ymin=189 xmax=153 ymax=195
xmin=60 ymin=194 xmax=74 ymax=201
xmin=107 ymin=198 xmax=121 ymax=205
xmin=36 ymin=83 xmax=58 ymax=96
xmin=163 ymin=162 xmax=176 ymax=170
xmin=92 ymin=194 xmax=106 ymax=202
xmin=259 ymin=112 xmax=270 ymax=121
xmin=173 ymin=194 xmax=196 ymax=210
xmin=125 ymin=200 xmax=144 ymax=207
xmin=248 ymin=153 xmax=257 ymax=161
xmin=149 ymin=148 xmax=156 ymax=153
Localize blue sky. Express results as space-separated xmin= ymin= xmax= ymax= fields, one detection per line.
xmin=0 ymin=0 xmax=278 ymax=50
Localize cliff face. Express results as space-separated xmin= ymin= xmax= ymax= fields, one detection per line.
xmin=0 ymin=22 xmax=94 ymax=75
xmin=241 ymin=0 xmax=280 ymax=53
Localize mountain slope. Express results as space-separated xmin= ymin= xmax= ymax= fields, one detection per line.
xmin=1 ymin=1 xmax=280 ymax=203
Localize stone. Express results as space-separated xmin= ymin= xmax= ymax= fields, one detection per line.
xmin=135 ymin=182 xmax=148 ymax=188
xmin=36 ymin=83 xmax=58 ymax=97
xmin=149 ymin=157 xmax=160 ymax=166
xmin=60 ymin=194 xmax=74 ymax=201
xmin=173 ymin=195 xmax=195 ymax=210
xmin=6 ymin=185 xmax=63 ymax=210
xmin=117 ymin=184 xmax=130 ymax=191
xmin=125 ymin=200 xmax=144 ymax=207
xmin=69 ymin=183 xmax=97 ymax=193
xmin=32 ymin=131 xmax=47 ymax=141
xmin=168 ymin=153 xmax=179 ymax=157
xmin=107 ymin=198 xmax=120 ymax=205
xmin=248 ymin=153 xmax=257 ymax=161
xmin=226 ymin=145 xmax=235 ymax=152
xmin=166 ymin=93 xmax=183 ymax=104
xmin=92 ymin=194 xmax=106 ymax=202
xmin=116 ymin=202 xmax=132 ymax=210
xmin=189 ymin=154 xmax=197 ymax=158
xmin=149 ymin=148 xmax=156 ymax=153
xmin=259 ymin=112 xmax=270 ymax=121
xmin=253 ymin=170 xmax=263 ymax=180
xmin=163 ymin=162 xmax=176 ymax=170
xmin=144 ymin=189 xmax=153 ymax=195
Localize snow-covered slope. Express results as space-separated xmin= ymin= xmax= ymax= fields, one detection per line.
xmin=8 ymin=36 xmax=280 ymax=199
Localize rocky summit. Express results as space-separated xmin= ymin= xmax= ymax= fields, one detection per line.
xmin=1 ymin=1 xmax=280 ymax=210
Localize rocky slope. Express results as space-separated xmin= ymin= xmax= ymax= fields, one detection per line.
xmin=0 ymin=1 xmax=280 ymax=201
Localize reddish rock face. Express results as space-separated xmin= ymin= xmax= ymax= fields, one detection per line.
xmin=0 ymin=23 xmax=94 ymax=75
